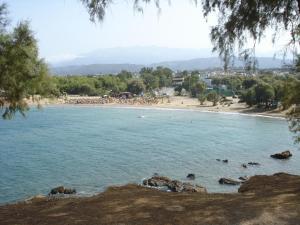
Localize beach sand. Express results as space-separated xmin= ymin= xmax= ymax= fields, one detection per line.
xmin=36 ymin=95 xmax=286 ymax=118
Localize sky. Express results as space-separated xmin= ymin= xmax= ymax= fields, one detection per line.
xmin=6 ymin=0 xmax=292 ymax=63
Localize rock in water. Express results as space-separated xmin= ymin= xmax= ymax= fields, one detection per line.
xmin=142 ymin=176 xmax=206 ymax=193
xmin=248 ymin=162 xmax=260 ymax=166
xmin=239 ymin=176 xmax=249 ymax=181
xmin=50 ymin=186 xmax=76 ymax=195
xmin=64 ymin=188 xmax=76 ymax=194
xmin=143 ymin=176 xmax=171 ymax=187
xmin=222 ymin=159 xmax=229 ymax=163
xmin=219 ymin=178 xmax=240 ymax=185
xmin=187 ymin=173 xmax=195 ymax=180
xmin=271 ymin=150 xmax=292 ymax=159
xmin=50 ymin=186 xmax=65 ymax=195
xmin=182 ymin=183 xmax=207 ymax=193
xmin=241 ymin=164 xmax=247 ymax=168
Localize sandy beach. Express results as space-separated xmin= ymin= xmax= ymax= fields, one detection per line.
xmin=31 ymin=95 xmax=287 ymax=119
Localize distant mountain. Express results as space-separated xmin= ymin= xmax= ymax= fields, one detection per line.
xmin=50 ymin=46 xmax=215 ymax=67
xmin=51 ymin=64 xmax=143 ymax=75
xmin=50 ymin=57 xmax=292 ymax=75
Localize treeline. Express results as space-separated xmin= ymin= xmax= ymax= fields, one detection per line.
xmin=211 ymin=74 xmax=300 ymax=109
xmin=50 ymin=67 xmax=173 ymax=96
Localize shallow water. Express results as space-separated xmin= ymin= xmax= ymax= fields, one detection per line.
xmin=0 ymin=106 xmax=298 ymax=204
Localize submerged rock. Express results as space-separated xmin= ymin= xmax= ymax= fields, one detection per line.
xmin=186 ymin=173 xmax=195 ymax=180
xmin=219 ymin=178 xmax=240 ymax=185
xmin=222 ymin=159 xmax=229 ymax=163
xmin=271 ymin=150 xmax=292 ymax=159
xmin=49 ymin=186 xmax=76 ymax=195
xmin=248 ymin=162 xmax=260 ymax=166
xmin=241 ymin=163 xmax=247 ymax=168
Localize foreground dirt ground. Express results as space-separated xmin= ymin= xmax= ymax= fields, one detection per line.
xmin=1 ymin=173 xmax=300 ymax=225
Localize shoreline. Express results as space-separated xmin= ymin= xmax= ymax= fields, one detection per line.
xmin=39 ymin=102 xmax=287 ymax=120
xmin=1 ymin=173 xmax=300 ymax=225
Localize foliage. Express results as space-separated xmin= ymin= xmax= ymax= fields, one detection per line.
xmin=198 ymin=94 xmax=206 ymax=105
xmin=0 ymin=4 xmax=52 ymax=119
xmin=206 ymin=91 xmax=219 ymax=106
xmin=140 ymin=67 xmax=173 ymax=90
xmin=191 ymin=81 xmax=206 ymax=98
xmin=127 ymin=78 xmax=145 ymax=95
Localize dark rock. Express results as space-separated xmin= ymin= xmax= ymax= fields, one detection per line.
xmin=182 ymin=183 xmax=207 ymax=193
xmin=143 ymin=176 xmax=172 ymax=187
xmin=50 ymin=186 xmax=65 ymax=195
xmin=167 ymin=180 xmax=183 ymax=192
xmin=50 ymin=186 xmax=76 ymax=195
xmin=142 ymin=176 xmax=206 ymax=193
xmin=63 ymin=188 xmax=76 ymax=194
xmin=239 ymin=176 xmax=249 ymax=181
xmin=219 ymin=178 xmax=240 ymax=185
xmin=187 ymin=173 xmax=195 ymax=180
xmin=222 ymin=159 xmax=229 ymax=163
xmin=241 ymin=164 xmax=247 ymax=168
xmin=248 ymin=162 xmax=260 ymax=166
xmin=216 ymin=159 xmax=221 ymax=161
xmin=271 ymin=150 xmax=292 ymax=159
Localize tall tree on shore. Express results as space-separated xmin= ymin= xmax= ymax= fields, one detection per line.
xmin=0 ymin=3 xmax=52 ymax=119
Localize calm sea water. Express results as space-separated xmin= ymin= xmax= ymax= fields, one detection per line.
xmin=0 ymin=106 xmax=299 ymax=204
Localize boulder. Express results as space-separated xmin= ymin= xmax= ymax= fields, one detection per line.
xmin=143 ymin=176 xmax=171 ymax=187
xmin=216 ymin=159 xmax=221 ymax=162
xmin=222 ymin=159 xmax=229 ymax=163
xmin=64 ymin=188 xmax=76 ymax=194
xmin=219 ymin=178 xmax=240 ymax=185
xmin=142 ymin=176 xmax=206 ymax=193
xmin=50 ymin=186 xmax=76 ymax=195
xmin=182 ymin=183 xmax=207 ymax=193
xmin=167 ymin=180 xmax=183 ymax=192
xmin=271 ymin=150 xmax=292 ymax=159
xmin=186 ymin=173 xmax=195 ymax=180
xmin=50 ymin=186 xmax=65 ymax=195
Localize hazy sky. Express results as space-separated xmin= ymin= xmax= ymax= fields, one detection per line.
xmin=7 ymin=0 xmax=291 ymax=63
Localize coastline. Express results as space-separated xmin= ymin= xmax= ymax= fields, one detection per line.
xmin=1 ymin=173 xmax=300 ymax=225
xmin=30 ymin=96 xmax=287 ymax=119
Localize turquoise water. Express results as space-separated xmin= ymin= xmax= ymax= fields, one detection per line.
xmin=0 ymin=106 xmax=298 ymax=204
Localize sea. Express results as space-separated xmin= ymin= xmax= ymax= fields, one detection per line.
xmin=0 ymin=105 xmax=298 ymax=204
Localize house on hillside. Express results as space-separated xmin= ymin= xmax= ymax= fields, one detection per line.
xmin=172 ymin=77 xmax=185 ymax=86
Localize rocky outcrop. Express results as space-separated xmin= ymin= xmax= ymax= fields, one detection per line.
xmin=248 ymin=162 xmax=260 ymax=166
xmin=49 ymin=186 xmax=76 ymax=195
xmin=238 ymin=173 xmax=300 ymax=193
xmin=219 ymin=178 xmax=240 ymax=185
xmin=143 ymin=176 xmax=206 ymax=193
xmin=271 ymin=150 xmax=292 ymax=159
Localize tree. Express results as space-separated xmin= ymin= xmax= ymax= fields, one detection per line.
xmin=207 ymin=91 xmax=219 ymax=106
xmin=198 ymin=94 xmax=206 ymax=105
xmin=191 ymin=82 xmax=206 ymax=98
xmin=254 ymin=83 xmax=275 ymax=107
xmin=0 ymin=4 xmax=52 ymax=119
xmin=127 ymin=79 xmax=145 ymax=95
xmin=140 ymin=73 xmax=159 ymax=90
xmin=241 ymin=87 xmax=256 ymax=106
